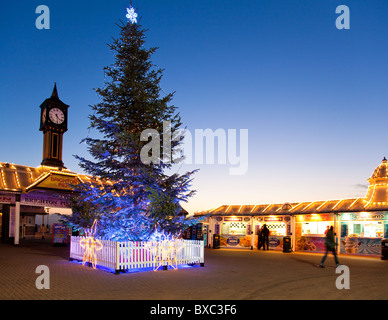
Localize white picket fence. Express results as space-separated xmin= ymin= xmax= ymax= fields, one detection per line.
xmin=70 ymin=236 xmax=204 ymax=273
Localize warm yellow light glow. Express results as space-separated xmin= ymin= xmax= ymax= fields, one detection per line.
xmin=0 ymin=169 xmax=6 ymax=187
xmin=290 ymin=202 xmax=303 ymax=212
xmin=262 ymin=204 xmax=272 ymax=213
xmin=311 ymin=214 xmax=321 ymax=221
xmin=331 ymin=199 xmax=343 ymax=210
xmin=364 ymin=185 xmax=376 ymax=207
xmin=349 ymin=198 xmax=360 ymax=209
xmin=14 ymin=170 xmax=21 ymax=189
xmin=26 ymin=167 xmax=34 ymax=183
xmin=359 ymin=212 xmax=370 ymax=220
xmin=316 ymin=200 xmax=328 ymax=211
xmin=302 ymin=202 xmax=314 ymax=211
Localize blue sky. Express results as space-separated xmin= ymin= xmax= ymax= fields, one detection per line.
xmin=1 ymin=0 xmax=388 ymax=213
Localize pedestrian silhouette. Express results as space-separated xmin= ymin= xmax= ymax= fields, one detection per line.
xmin=262 ymin=224 xmax=270 ymax=250
xmin=320 ymin=226 xmax=340 ymax=268
xmin=257 ymin=226 xmax=263 ymax=250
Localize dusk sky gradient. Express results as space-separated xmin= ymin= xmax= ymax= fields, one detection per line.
xmin=1 ymin=0 xmax=388 ymax=214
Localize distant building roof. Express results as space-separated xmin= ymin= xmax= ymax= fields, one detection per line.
xmin=0 ymin=162 xmax=90 ymax=194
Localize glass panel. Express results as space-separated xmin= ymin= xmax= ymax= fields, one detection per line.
xmin=229 ymin=222 xmax=246 ymax=235
xmin=221 ymin=223 xmax=229 ymax=235
xmin=353 ymin=224 xmax=362 ymax=236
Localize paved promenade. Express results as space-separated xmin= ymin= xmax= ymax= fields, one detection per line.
xmin=0 ymin=238 xmax=387 ymax=300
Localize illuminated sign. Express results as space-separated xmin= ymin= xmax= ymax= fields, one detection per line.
xmin=264 ymin=216 xmax=283 ymax=222
xmin=53 ymin=223 xmax=68 ymax=244
xmin=224 ymin=217 xmax=242 ymax=222
xmin=0 ymin=195 xmax=14 ymax=204
xmin=36 ymin=173 xmax=79 ymax=190
xmin=296 ymin=214 xmax=333 ymax=222
xmin=341 ymin=212 xmax=388 ymax=221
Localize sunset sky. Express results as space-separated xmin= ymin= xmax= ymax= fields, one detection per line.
xmin=1 ymin=0 xmax=388 ymax=214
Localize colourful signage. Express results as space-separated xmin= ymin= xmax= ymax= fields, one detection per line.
xmin=264 ymin=216 xmax=283 ymax=222
xmin=220 ymin=235 xmax=251 ymax=248
xmin=341 ymin=212 xmax=388 ymax=221
xmin=268 ymin=236 xmax=283 ymax=250
xmin=295 ymin=236 xmax=327 ymax=252
xmin=296 ymin=214 xmax=333 ymax=222
xmin=0 ymin=193 xmax=71 ymax=208
xmin=340 ymin=237 xmax=381 ymax=256
xmin=37 ymin=174 xmax=79 ymax=190
xmin=224 ymin=217 xmax=243 ymax=222
xmin=53 ymin=223 xmax=68 ymax=245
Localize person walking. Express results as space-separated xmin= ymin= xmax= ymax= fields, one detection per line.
xmin=320 ymin=226 xmax=340 ymax=268
xmin=262 ymin=224 xmax=270 ymax=250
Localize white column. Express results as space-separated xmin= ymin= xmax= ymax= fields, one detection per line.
xmin=291 ymin=215 xmax=296 ymax=251
xmin=42 ymin=214 xmax=45 ymax=239
xmin=209 ymin=217 xmax=214 ymax=247
xmin=333 ymin=213 xmax=337 ymax=253
xmin=335 ymin=213 xmax=341 ymax=254
xmin=14 ymin=195 xmax=21 ymax=245
xmin=250 ymin=216 xmax=254 ymax=250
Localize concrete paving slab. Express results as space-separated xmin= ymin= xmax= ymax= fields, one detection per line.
xmin=0 ymin=240 xmax=387 ymax=300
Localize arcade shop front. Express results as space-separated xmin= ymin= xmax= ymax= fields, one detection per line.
xmin=211 ymin=215 xmax=291 ymax=250
xmin=340 ymin=212 xmax=388 ymax=256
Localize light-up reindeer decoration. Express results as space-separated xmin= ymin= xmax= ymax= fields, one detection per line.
xmin=80 ymin=220 xmax=103 ymax=269
xmin=146 ymin=230 xmax=186 ymax=271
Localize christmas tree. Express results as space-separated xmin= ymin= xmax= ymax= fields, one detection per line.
xmin=66 ymin=7 xmax=199 ymax=241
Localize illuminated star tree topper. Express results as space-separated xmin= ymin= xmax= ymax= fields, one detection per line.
xmin=126 ymin=5 xmax=138 ymax=24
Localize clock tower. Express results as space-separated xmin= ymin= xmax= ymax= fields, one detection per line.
xmin=39 ymin=83 xmax=69 ymax=168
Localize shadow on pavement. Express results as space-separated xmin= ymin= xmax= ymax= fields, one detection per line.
xmin=17 ymin=235 xmax=70 ymax=261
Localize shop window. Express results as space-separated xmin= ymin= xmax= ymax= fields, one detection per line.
xmin=348 ymin=221 xmax=383 ymax=238
xmin=221 ymin=222 xmax=246 ymax=235
xmin=266 ymin=223 xmax=286 ymax=236
xmin=352 ymin=223 xmax=363 ymax=236
xmin=302 ymin=221 xmax=332 ymax=236
xmin=221 ymin=223 xmax=229 ymax=235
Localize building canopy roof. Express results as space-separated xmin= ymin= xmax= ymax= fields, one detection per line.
xmin=0 ymin=162 xmax=90 ymax=194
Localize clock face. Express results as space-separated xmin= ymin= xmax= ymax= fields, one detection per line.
xmin=49 ymin=108 xmax=65 ymax=125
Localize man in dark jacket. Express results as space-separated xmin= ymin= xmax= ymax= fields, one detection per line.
xmin=257 ymin=227 xmax=263 ymax=250
xmin=262 ymin=224 xmax=270 ymax=250
xmin=320 ymin=226 xmax=340 ymax=268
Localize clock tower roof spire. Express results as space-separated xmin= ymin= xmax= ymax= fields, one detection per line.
xmin=51 ymin=82 xmax=58 ymax=99
xmin=40 ymin=83 xmax=68 ymax=108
